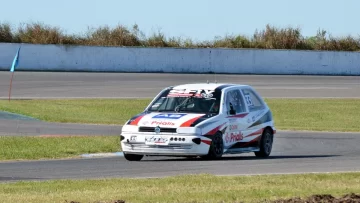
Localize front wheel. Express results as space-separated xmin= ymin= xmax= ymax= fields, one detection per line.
xmin=123 ymin=153 xmax=144 ymax=161
xmin=254 ymin=128 xmax=273 ymax=158
xmin=202 ymin=131 xmax=224 ymax=160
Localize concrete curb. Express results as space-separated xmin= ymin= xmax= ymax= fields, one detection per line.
xmin=0 ymin=110 xmax=39 ymax=121
xmin=81 ymin=152 xmax=124 ymax=158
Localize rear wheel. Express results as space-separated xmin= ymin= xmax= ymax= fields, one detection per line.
xmin=123 ymin=153 xmax=144 ymax=161
xmin=202 ymin=131 xmax=224 ymax=160
xmin=255 ymin=128 xmax=273 ymax=158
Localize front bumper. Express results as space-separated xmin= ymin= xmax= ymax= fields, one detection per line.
xmin=120 ymin=132 xmax=211 ymax=156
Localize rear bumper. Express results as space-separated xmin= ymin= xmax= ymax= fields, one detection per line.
xmin=120 ymin=133 xmax=210 ymax=156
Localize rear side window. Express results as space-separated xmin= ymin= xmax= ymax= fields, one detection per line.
xmin=241 ymin=88 xmax=265 ymax=112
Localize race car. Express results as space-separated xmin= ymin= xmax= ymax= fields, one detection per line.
xmin=120 ymin=83 xmax=276 ymax=161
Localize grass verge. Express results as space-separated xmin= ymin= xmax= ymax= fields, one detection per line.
xmin=0 ymin=136 xmax=120 ymax=161
xmin=1 ymin=98 xmax=360 ymax=132
xmin=0 ymin=173 xmax=360 ymax=203
xmin=0 ymin=99 xmax=148 ymax=125
xmin=266 ymin=98 xmax=360 ymax=132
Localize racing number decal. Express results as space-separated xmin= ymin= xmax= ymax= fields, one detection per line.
xmin=244 ymin=93 xmax=253 ymax=106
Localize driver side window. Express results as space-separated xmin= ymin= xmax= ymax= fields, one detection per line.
xmin=225 ymin=89 xmax=246 ymax=114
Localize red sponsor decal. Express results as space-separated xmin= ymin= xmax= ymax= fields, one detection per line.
xmin=151 ymin=121 xmax=175 ymax=126
xmin=225 ymin=131 xmax=244 ymax=143
xmin=204 ymin=122 xmax=226 ymax=136
xmin=247 ymin=128 xmax=264 ymax=137
xmin=129 ymin=115 xmax=145 ymax=125
xmin=168 ymin=93 xmax=202 ymax=97
xmin=180 ymin=115 xmax=203 ymax=127
xmin=229 ymin=124 xmax=238 ymax=130
xmin=239 ymin=136 xmax=261 ymax=147
xmin=201 ymin=140 xmax=212 ymax=145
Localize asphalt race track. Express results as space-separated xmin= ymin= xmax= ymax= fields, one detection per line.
xmin=0 ymin=71 xmax=360 ymax=182
xmin=0 ymin=72 xmax=360 ymax=98
xmin=1 ymin=130 xmax=360 ymax=182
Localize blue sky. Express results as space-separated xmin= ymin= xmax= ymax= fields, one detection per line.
xmin=0 ymin=0 xmax=358 ymax=41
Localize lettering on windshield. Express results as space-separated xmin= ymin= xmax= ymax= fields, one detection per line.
xmin=201 ymin=92 xmax=213 ymax=98
xmin=148 ymin=88 xmax=220 ymax=114
xmin=168 ymin=89 xmax=215 ymax=98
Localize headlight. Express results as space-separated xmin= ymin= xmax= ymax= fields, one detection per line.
xmin=121 ymin=125 xmax=139 ymax=133
xmin=177 ymin=127 xmax=201 ymax=135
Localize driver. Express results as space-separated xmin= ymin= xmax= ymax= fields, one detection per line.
xmin=227 ymin=90 xmax=244 ymax=113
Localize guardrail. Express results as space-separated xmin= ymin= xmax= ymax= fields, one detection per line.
xmin=1 ymin=43 xmax=359 ymax=75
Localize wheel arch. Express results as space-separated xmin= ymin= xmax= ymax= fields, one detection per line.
xmin=203 ymin=130 xmax=224 ymax=142
xmin=258 ymin=126 xmax=274 ymax=145
xmin=263 ymin=126 xmax=274 ymax=135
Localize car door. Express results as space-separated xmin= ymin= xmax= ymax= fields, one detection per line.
xmin=240 ymin=87 xmax=268 ymax=143
xmin=223 ymin=87 xmax=249 ymax=148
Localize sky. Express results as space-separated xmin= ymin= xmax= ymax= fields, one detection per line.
xmin=0 ymin=0 xmax=359 ymax=41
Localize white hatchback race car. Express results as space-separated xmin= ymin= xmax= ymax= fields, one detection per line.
xmin=120 ymin=83 xmax=276 ymax=161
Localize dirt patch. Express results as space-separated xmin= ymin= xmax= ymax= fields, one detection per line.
xmin=270 ymin=193 xmax=360 ymax=203
xmin=65 ymin=193 xmax=360 ymax=203
xmin=65 ymin=200 xmax=125 ymax=203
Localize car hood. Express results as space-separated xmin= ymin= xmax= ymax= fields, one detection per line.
xmin=130 ymin=112 xmax=207 ymax=128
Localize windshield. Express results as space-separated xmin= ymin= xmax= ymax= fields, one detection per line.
xmin=147 ymin=88 xmax=222 ymax=114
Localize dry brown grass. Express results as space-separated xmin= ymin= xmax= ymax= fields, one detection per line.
xmin=1 ymin=22 xmax=360 ymax=51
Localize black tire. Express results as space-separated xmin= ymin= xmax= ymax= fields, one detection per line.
xmin=202 ymin=131 xmax=224 ymax=160
xmin=255 ymin=128 xmax=274 ymax=158
xmin=123 ymin=153 xmax=144 ymax=161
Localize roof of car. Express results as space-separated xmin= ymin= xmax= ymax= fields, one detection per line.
xmin=171 ymin=83 xmax=250 ymax=90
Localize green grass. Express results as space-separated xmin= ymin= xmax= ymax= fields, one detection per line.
xmin=0 ymin=173 xmax=359 ymax=203
xmin=266 ymin=98 xmax=360 ymax=132
xmin=0 ymin=99 xmax=149 ymax=125
xmin=0 ymin=136 xmax=120 ymax=161
xmin=1 ymin=98 xmax=359 ymax=132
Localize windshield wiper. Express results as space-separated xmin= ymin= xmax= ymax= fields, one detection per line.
xmin=174 ymin=94 xmax=195 ymax=112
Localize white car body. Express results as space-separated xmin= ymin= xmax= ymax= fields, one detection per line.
xmin=120 ymin=83 xmax=276 ymax=161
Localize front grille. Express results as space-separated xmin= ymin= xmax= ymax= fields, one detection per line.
xmin=138 ymin=126 xmax=177 ymax=133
